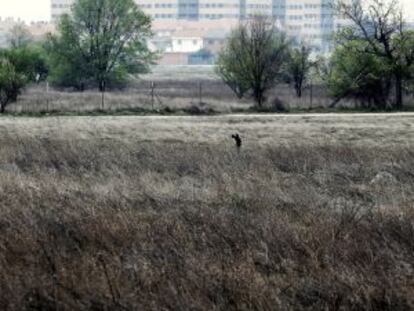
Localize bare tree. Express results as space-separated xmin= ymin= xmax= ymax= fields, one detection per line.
xmin=216 ymin=16 xmax=290 ymax=107
xmin=286 ymin=45 xmax=313 ymax=98
xmin=334 ymin=0 xmax=414 ymax=109
xmin=8 ymin=25 xmax=33 ymax=49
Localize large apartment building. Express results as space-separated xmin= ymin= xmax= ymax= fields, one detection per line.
xmin=51 ymin=0 xmax=340 ymax=52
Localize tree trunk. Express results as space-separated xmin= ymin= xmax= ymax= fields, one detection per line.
xmin=99 ymin=80 xmax=106 ymax=92
xmin=254 ymin=88 xmax=263 ymax=108
xmin=296 ymin=86 xmax=302 ymax=98
xmin=295 ymin=81 xmax=302 ymax=98
xmin=100 ymin=80 xmax=106 ymax=111
xmin=394 ymin=74 xmax=403 ymax=110
xmin=257 ymin=96 xmax=263 ymax=108
xmin=0 ymin=103 xmax=5 ymax=114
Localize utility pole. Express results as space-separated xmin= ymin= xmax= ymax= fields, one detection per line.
xmin=198 ymin=81 xmax=202 ymax=104
xmin=46 ymin=81 xmax=49 ymax=112
xmin=309 ymin=79 xmax=313 ymax=110
xmin=101 ymin=81 xmax=105 ymax=111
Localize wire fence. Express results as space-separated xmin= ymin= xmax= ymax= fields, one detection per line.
xmin=10 ymin=80 xmax=414 ymax=114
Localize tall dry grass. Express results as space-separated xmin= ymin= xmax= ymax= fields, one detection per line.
xmin=0 ymin=115 xmax=413 ymax=310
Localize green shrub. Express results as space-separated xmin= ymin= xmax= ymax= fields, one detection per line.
xmin=0 ymin=58 xmax=26 ymax=113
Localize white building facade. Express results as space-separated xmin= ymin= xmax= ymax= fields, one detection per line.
xmin=51 ymin=0 xmax=344 ymax=52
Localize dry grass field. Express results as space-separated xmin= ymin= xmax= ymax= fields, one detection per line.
xmin=0 ymin=114 xmax=413 ymax=310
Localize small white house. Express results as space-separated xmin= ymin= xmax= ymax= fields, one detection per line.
xmin=171 ymin=34 xmax=204 ymax=53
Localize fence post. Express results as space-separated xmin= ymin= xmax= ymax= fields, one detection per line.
xmin=151 ymin=81 xmax=155 ymax=110
xmin=309 ymin=80 xmax=313 ymax=109
xmin=101 ymin=81 xmax=105 ymax=111
xmin=198 ymin=81 xmax=202 ymax=104
xmin=46 ymin=81 xmax=49 ymax=113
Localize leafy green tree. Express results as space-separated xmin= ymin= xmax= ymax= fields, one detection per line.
xmin=286 ymin=45 xmax=313 ymax=98
xmin=0 ymin=58 xmax=26 ymax=113
xmin=334 ymin=0 xmax=414 ymax=109
xmin=326 ymin=39 xmax=392 ymax=109
xmin=45 ymin=29 xmax=90 ymax=90
xmin=0 ymin=43 xmax=48 ymax=113
xmin=1 ymin=44 xmax=49 ymax=83
xmin=46 ymin=0 xmax=155 ymax=91
xmin=393 ymin=30 xmax=414 ymax=95
xmin=216 ymin=16 xmax=290 ymax=107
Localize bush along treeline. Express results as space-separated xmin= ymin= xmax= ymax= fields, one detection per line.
xmin=327 ymin=0 xmax=414 ymax=110
xmin=1 ymin=0 xmax=414 ymax=113
xmin=0 ymin=25 xmax=48 ymax=113
xmin=217 ymin=0 xmax=414 ymax=111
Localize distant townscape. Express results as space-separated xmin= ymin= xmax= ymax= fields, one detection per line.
xmin=2 ymin=1 xmax=413 ymax=65
xmin=51 ymin=0 xmax=350 ymax=64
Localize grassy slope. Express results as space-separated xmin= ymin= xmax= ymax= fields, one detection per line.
xmin=0 ymin=115 xmax=413 ymax=310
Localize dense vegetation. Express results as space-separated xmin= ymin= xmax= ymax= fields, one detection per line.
xmin=217 ymin=0 xmax=414 ymax=110
xmin=0 ymin=24 xmax=49 ymax=113
xmin=328 ymin=0 xmax=414 ymax=110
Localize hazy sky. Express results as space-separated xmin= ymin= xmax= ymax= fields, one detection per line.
xmin=0 ymin=0 xmax=51 ymax=22
xmin=0 ymin=0 xmax=413 ymax=23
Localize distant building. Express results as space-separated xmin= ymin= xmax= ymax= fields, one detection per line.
xmin=151 ymin=20 xmax=231 ymax=64
xmin=51 ymin=0 xmax=73 ymax=22
xmin=171 ymin=31 xmax=204 ymax=53
xmin=51 ymin=0 xmax=339 ymax=51
xmin=51 ymin=0 xmax=246 ymax=22
xmin=50 ymin=0 xmax=351 ymax=57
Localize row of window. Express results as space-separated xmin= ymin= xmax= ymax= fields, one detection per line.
xmin=53 ymin=1 xmax=334 ymax=12
xmin=303 ymin=23 xmax=333 ymax=28
xmin=51 ymin=4 xmax=71 ymax=8
xmin=141 ymin=4 xmax=272 ymax=9
xmin=175 ymin=39 xmax=225 ymax=44
xmin=302 ymin=34 xmax=330 ymax=39
xmin=287 ymin=14 xmax=333 ymax=20
xmin=145 ymin=11 xmax=333 ymax=17
xmin=138 ymin=3 xmax=333 ymax=10
xmin=154 ymin=13 xmax=241 ymax=18
xmin=51 ymin=11 xmax=331 ymax=21
xmin=288 ymin=24 xmax=333 ymax=30
xmin=153 ymin=13 xmax=285 ymax=18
